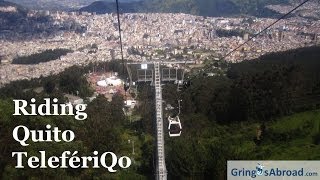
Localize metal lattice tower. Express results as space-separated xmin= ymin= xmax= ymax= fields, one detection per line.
xmin=127 ymin=60 xmax=194 ymax=179
xmin=154 ymin=62 xmax=167 ymax=180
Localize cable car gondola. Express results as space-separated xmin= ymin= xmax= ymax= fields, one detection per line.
xmin=168 ymin=115 xmax=182 ymax=137
xmin=167 ymin=99 xmax=182 ymax=137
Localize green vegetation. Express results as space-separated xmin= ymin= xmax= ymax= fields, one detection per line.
xmin=0 ymin=46 xmax=320 ymax=179
xmin=0 ymin=65 xmax=92 ymax=99
xmin=197 ymin=46 xmax=320 ymax=122
xmin=216 ymin=28 xmax=251 ymax=38
xmin=0 ymin=95 xmax=151 ymax=179
xmin=161 ymin=46 xmax=320 ymax=178
xmin=12 ymin=49 xmax=72 ymax=65
xmin=0 ymin=60 xmax=129 ymax=99
xmin=0 ymin=60 xmax=153 ymax=179
xmin=58 ymin=66 xmax=93 ymax=97
xmin=165 ymin=110 xmax=320 ymax=179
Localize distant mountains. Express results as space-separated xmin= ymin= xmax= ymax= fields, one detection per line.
xmin=0 ymin=0 xmax=26 ymax=11
xmin=0 ymin=1 xmax=28 ymax=20
xmin=0 ymin=1 xmax=86 ymax=37
xmin=4 ymin=0 xmax=318 ymax=19
xmin=80 ymin=1 xmax=142 ymax=14
xmin=5 ymin=0 xmax=140 ymax=11
xmin=0 ymin=1 xmax=30 ymax=32
xmin=79 ymin=0 xmax=291 ymax=17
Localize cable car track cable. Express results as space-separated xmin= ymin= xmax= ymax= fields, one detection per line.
xmin=188 ymin=0 xmax=312 ymax=81
xmin=115 ymin=0 xmax=133 ymax=87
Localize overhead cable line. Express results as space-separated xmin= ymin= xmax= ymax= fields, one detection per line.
xmin=190 ymin=0 xmax=312 ymax=80
xmin=222 ymin=0 xmax=312 ymax=61
xmin=115 ymin=0 xmax=132 ymax=86
xmin=115 ymin=0 xmax=125 ymax=68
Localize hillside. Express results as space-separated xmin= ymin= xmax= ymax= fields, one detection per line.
xmin=79 ymin=0 xmax=142 ymax=14
xmin=80 ymin=0 xmax=291 ymax=17
xmin=0 ymin=45 xmax=320 ymax=179
xmin=0 ymin=1 xmax=28 ymax=16
xmin=0 ymin=1 xmax=29 ymax=31
xmin=162 ymin=45 xmax=320 ymax=178
xmin=5 ymin=0 xmax=140 ymax=11
xmin=165 ymin=109 xmax=320 ymax=179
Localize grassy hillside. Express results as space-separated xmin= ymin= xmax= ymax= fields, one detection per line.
xmin=265 ymin=110 xmax=320 ymax=159
xmin=165 ymin=109 xmax=320 ymax=179
xmin=163 ymin=46 xmax=320 ymax=178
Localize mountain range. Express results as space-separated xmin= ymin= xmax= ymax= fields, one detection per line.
xmin=0 ymin=1 xmax=27 ymax=20
xmin=3 ymin=0 xmax=320 ymax=19
xmin=5 ymin=0 xmax=139 ymax=10
xmin=80 ymin=1 xmax=142 ymax=14
xmin=80 ymin=0 xmax=291 ymax=17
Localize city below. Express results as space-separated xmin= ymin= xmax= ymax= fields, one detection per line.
xmin=1 ymin=1 xmax=320 ymax=180
xmin=0 ymin=4 xmax=320 ymax=86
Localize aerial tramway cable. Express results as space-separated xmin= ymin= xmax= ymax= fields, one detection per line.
xmin=171 ymin=0 xmax=313 ymax=137
xmin=188 ymin=0 xmax=312 ymax=82
xmin=115 ymin=0 xmax=132 ymax=90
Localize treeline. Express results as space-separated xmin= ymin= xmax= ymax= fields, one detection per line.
xmin=0 ymin=60 xmax=135 ymax=99
xmin=0 ymin=59 xmax=153 ymax=179
xmin=159 ymin=46 xmax=320 ymax=179
xmin=0 ymin=66 xmax=91 ymax=99
xmin=181 ymin=46 xmax=320 ymax=123
xmin=1 ymin=46 xmax=320 ymax=179
xmin=0 ymin=94 xmax=151 ymax=179
xmin=12 ymin=49 xmax=72 ymax=65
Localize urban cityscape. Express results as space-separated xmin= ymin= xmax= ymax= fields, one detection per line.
xmin=0 ymin=0 xmax=320 ymax=179
xmin=1 ymin=6 xmax=319 ymax=85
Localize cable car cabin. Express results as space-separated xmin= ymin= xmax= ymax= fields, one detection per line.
xmin=168 ymin=116 xmax=182 ymax=137
xmin=123 ymin=82 xmax=130 ymax=92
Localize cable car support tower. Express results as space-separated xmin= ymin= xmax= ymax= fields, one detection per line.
xmin=128 ymin=60 xmax=194 ymax=180
xmin=116 ymin=0 xmax=311 ymax=178
xmin=154 ymin=62 xmax=166 ymax=180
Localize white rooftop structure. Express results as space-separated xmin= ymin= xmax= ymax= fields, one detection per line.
xmin=97 ymin=76 xmax=122 ymax=87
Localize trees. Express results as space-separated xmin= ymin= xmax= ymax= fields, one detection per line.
xmin=1 ymin=45 xmax=320 ymax=178
xmin=12 ymin=49 xmax=71 ymax=65
xmin=183 ymin=46 xmax=320 ymax=123
xmin=162 ymin=46 xmax=320 ymax=177
xmin=44 ymin=79 xmax=56 ymax=94
xmin=59 ymin=66 xmax=93 ymax=98
xmin=216 ymin=28 xmax=249 ymax=38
